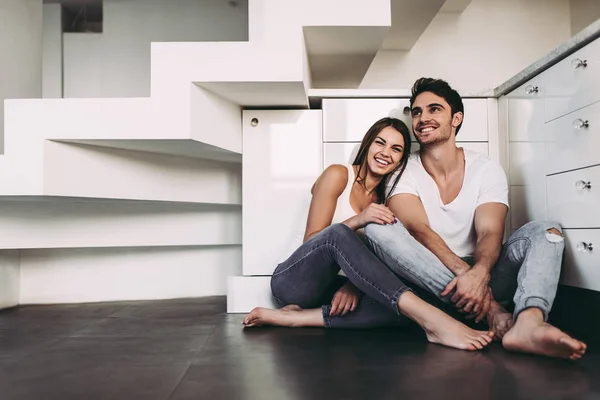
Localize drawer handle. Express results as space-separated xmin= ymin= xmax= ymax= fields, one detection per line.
xmin=525 ymin=85 xmax=539 ymax=95
xmin=573 ymin=119 xmax=590 ymax=130
xmin=571 ymin=58 xmax=588 ymax=69
xmin=577 ymin=242 xmax=593 ymax=252
xmin=575 ymin=180 xmax=592 ymax=190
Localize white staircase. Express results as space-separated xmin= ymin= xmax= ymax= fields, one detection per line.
xmin=1 ymin=0 xmax=399 ymax=309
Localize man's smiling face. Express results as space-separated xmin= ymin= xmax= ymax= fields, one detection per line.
xmin=411 ymin=91 xmax=462 ymax=146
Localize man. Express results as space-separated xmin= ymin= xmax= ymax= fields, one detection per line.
xmin=364 ymin=77 xmax=586 ymax=360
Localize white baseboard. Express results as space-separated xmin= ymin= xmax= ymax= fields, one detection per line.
xmin=227 ymin=276 xmax=276 ymax=313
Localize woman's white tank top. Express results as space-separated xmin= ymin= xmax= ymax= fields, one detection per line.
xmin=276 ymin=165 xmax=359 ymax=264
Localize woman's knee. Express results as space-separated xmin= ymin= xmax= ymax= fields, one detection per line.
xmin=320 ymin=223 xmax=354 ymax=240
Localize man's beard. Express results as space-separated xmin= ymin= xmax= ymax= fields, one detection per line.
xmin=414 ymin=126 xmax=452 ymax=148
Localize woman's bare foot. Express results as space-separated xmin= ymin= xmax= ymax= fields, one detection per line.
xmin=242 ymin=306 xmax=323 ymax=328
xmin=280 ymin=304 xmax=302 ymax=311
xmin=398 ymin=292 xmax=494 ymax=351
xmin=502 ymin=308 xmax=587 ymax=360
xmin=487 ymin=302 xmax=514 ymax=341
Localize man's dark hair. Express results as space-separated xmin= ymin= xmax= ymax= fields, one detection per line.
xmin=410 ymin=78 xmax=464 ymax=136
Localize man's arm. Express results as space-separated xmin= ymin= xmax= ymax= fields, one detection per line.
xmin=472 ymin=202 xmax=508 ymax=274
xmin=387 ymin=194 xmax=471 ymax=276
xmin=388 ymin=193 xmax=492 ymax=322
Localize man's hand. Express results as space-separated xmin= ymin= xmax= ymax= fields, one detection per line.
xmin=441 ymin=265 xmax=491 ymax=323
xmin=330 ymin=282 xmax=360 ymax=316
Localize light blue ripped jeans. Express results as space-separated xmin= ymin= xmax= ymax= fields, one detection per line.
xmin=364 ymin=221 xmax=565 ymax=321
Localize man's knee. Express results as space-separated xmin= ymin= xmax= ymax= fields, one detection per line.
xmin=520 ymin=221 xmax=564 ymax=243
xmin=364 ymin=221 xmax=408 ymax=242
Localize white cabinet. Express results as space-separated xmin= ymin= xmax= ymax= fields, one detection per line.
xmin=323 ymin=142 xmax=360 ymax=168
xmin=544 ymin=38 xmax=600 ymax=122
xmin=242 ymin=110 xmax=323 ymax=276
xmin=546 ymin=165 xmax=599 ymax=229
xmin=507 ymin=77 xmax=545 ymax=142
xmin=509 ymin=185 xmax=546 ymax=230
xmin=322 ymin=98 xmax=489 ymax=143
xmin=509 ymin=142 xmax=546 ymax=186
xmin=323 ymin=99 xmax=411 ymax=142
xmin=504 ymin=36 xmax=600 ymax=292
xmin=505 ymin=76 xmax=548 ymax=233
xmin=561 ymin=229 xmax=600 ymax=291
xmin=545 ymin=100 xmax=600 ymax=175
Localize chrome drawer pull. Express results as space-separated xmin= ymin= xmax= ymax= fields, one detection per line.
xmin=575 ymin=180 xmax=592 ymax=190
xmin=525 ymin=85 xmax=539 ymax=95
xmin=577 ymin=242 xmax=593 ymax=252
xmin=573 ymin=119 xmax=590 ymax=130
xmin=571 ymin=58 xmax=588 ymax=69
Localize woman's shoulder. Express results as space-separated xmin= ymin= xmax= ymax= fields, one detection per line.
xmin=311 ymin=164 xmax=350 ymax=195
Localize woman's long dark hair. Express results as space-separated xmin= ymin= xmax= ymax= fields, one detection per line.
xmin=352 ymin=117 xmax=412 ymax=204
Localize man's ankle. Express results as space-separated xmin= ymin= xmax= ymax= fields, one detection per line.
xmin=516 ymin=307 xmax=544 ymax=324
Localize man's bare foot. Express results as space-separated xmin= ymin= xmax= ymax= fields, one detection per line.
xmin=487 ymin=302 xmax=514 ymax=341
xmin=398 ymin=292 xmax=495 ymax=351
xmin=242 ymin=306 xmax=323 ymax=328
xmin=502 ymin=308 xmax=587 ymax=360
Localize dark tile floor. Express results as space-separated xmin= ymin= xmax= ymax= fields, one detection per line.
xmin=0 ymin=295 xmax=599 ymax=400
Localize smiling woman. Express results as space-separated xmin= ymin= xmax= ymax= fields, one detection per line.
xmin=242 ymin=117 xmax=496 ymax=352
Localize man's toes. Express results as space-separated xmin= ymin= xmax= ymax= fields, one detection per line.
xmin=560 ymin=336 xmax=584 ymax=352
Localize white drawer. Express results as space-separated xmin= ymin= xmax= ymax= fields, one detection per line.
xmin=546 ymin=165 xmax=598 ymax=228
xmin=323 ymin=142 xmax=488 ymax=169
xmin=507 ymin=77 xmax=545 ymax=142
xmin=560 ymin=228 xmax=600 ymax=292
xmin=545 ymin=100 xmax=600 ymax=175
xmin=544 ymin=38 xmax=600 ymax=122
xmin=322 ymin=98 xmax=488 ymax=142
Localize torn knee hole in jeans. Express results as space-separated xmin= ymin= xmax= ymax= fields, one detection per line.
xmin=545 ymin=228 xmax=564 ymax=243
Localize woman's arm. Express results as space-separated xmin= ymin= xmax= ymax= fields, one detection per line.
xmin=302 ymin=165 xmax=348 ymax=242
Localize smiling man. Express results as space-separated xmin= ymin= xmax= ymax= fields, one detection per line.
xmin=364 ymin=77 xmax=587 ymax=360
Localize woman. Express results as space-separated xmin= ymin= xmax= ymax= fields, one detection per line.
xmin=243 ymin=117 xmax=494 ymax=351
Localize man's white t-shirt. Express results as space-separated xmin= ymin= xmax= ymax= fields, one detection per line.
xmin=389 ymin=149 xmax=509 ymax=258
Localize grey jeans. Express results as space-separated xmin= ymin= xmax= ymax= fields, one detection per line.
xmin=270 ymin=223 xmax=414 ymax=328
xmin=364 ymin=220 xmax=565 ymax=321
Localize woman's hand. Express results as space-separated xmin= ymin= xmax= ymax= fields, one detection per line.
xmin=330 ymin=282 xmax=361 ymax=316
xmin=356 ymin=203 xmax=396 ymax=228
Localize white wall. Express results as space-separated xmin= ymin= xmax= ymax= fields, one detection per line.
xmin=359 ymin=0 xmax=572 ymax=93
xmin=63 ymin=0 xmax=249 ymax=98
xmin=570 ymin=0 xmax=600 ymax=34
xmin=0 ymin=0 xmax=43 ymax=154
xmin=43 ymin=3 xmax=62 ymax=98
